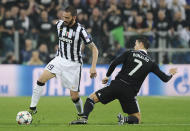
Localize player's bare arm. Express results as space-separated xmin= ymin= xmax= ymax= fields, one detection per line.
xmin=87 ymin=42 xmax=98 ymax=78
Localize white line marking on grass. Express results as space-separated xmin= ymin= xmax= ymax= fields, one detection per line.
xmin=133 ymin=123 xmax=190 ymax=126
xmin=1 ymin=123 xmax=190 ymax=127
xmin=88 ymin=123 xmax=190 ymax=126
xmin=151 ymin=96 xmax=190 ymax=99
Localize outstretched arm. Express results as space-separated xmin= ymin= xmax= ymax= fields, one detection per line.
xmin=152 ymin=64 xmax=177 ymax=82
xmin=87 ymin=42 xmax=98 ymax=79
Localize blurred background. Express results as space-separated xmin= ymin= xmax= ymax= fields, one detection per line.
xmin=0 ymin=1 xmax=190 ymax=127
xmin=0 ymin=0 xmax=190 ymax=65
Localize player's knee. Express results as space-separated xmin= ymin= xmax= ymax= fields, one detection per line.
xmin=128 ymin=113 xmax=141 ymax=124
xmin=89 ymin=93 xmax=99 ymax=103
xmin=127 ymin=115 xmax=139 ymax=124
xmin=38 ymin=77 xmax=47 ymax=84
xmin=38 ymin=70 xmax=55 ymax=83
xmin=134 ymin=113 xmax=141 ymax=122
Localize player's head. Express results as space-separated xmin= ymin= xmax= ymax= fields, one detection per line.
xmin=63 ymin=6 xmax=77 ymax=26
xmin=134 ymin=37 xmax=149 ymax=50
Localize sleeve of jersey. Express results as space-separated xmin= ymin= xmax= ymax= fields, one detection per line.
xmin=152 ymin=63 xmax=172 ymax=82
xmin=81 ymin=28 xmax=93 ymax=45
xmin=106 ymin=51 xmax=129 ymax=77
xmin=56 ymin=20 xmax=64 ymax=36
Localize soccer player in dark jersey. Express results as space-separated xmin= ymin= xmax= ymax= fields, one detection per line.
xmin=70 ymin=37 xmax=177 ymax=125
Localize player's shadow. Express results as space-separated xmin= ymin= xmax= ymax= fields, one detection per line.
xmin=32 ymin=122 xmax=117 ymax=126
xmin=87 ymin=123 xmax=117 ymax=125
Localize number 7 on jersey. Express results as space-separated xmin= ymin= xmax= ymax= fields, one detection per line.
xmin=129 ymin=59 xmax=142 ymax=76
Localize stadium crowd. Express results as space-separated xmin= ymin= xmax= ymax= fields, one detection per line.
xmin=0 ymin=0 xmax=190 ymax=65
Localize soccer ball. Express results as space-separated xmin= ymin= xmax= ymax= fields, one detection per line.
xmin=16 ymin=111 xmax=32 ymax=125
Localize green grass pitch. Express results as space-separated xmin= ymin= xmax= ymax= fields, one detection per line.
xmin=0 ymin=96 xmax=190 ymax=131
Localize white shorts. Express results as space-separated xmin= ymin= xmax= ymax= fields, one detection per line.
xmin=45 ymin=56 xmax=82 ymax=92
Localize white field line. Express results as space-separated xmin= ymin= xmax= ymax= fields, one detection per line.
xmin=1 ymin=123 xmax=190 ymax=127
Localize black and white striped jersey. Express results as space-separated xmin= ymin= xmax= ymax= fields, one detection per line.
xmin=56 ymin=20 xmax=92 ymax=63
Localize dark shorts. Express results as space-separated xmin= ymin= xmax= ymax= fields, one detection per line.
xmin=95 ymin=80 xmax=140 ymax=114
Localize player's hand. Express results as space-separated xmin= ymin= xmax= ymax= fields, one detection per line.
xmin=102 ymin=77 xmax=109 ymax=84
xmin=169 ymin=68 xmax=177 ymax=76
xmin=90 ymin=67 xmax=97 ymax=79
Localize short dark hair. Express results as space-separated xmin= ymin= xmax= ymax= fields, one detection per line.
xmin=64 ymin=6 xmax=77 ymax=16
xmin=136 ymin=37 xmax=149 ymax=49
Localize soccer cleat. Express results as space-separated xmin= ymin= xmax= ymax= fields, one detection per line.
xmin=28 ymin=107 xmax=37 ymax=116
xmin=117 ymin=113 xmax=125 ymax=125
xmin=69 ymin=117 xmax=87 ymax=125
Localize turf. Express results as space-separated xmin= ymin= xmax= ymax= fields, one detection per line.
xmin=0 ymin=96 xmax=190 ymax=131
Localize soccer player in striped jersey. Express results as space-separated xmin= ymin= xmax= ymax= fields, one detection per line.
xmin=29 ymin=6 xmax=98 ymax=119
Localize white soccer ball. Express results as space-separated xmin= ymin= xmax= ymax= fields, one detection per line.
xmin=16 ymin=111 xmax=32 ymax=125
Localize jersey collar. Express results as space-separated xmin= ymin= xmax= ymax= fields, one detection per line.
xmin=139 ymin=49 xmax=147 ymax=54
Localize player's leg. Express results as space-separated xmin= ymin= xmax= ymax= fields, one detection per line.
xmin=118 ymin=97 xmax=141 ymax=124
xmin=117 ymin=112 xmax=141 ymax=125
xmin=82 ymin=93 xmax=99 ymax=119
xmin=61 ymin=60 xmax=84 ymax=116
xmin=29 ymin=70 xmax=55 ymax=114
xmin=69 ymin=92 xmax=99 ymax=124
xmin=70 ymin=84 xmax=116 ymax=124
xmin=128 ymin=112 xmax=141 ymax=123
xmin=70 ymin=90 xmax=84 ymax=116
xmin=30 ymin=56 xmax=60 ymax=114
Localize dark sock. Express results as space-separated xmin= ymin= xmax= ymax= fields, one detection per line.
xmin=37 ymin=81 xmax=45 ymax=86
xmin=124 ymin=116 xmax=139 ymax=124
xmin=30 ymin=107 xmax=36 ymax=110
xmin=82 ymin=98 xmax=95 ymax=119
xmin=72 ymin=97 xmax=80 ymax=103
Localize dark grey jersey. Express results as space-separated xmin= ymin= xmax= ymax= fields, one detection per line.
xmin=56 ymin=20 xmax=92 ymax=63
xmin=106 ymin=50 xmax=172 ymax=93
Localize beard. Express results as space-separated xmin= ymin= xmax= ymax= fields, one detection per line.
xmin=64 ymin=18 xmax=74 ymax=27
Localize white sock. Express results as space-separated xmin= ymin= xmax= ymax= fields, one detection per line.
xmin=30 ymin=82 xmax=44 ymax=108
xmin=74 ymin=98 xmax=83 ymax=115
